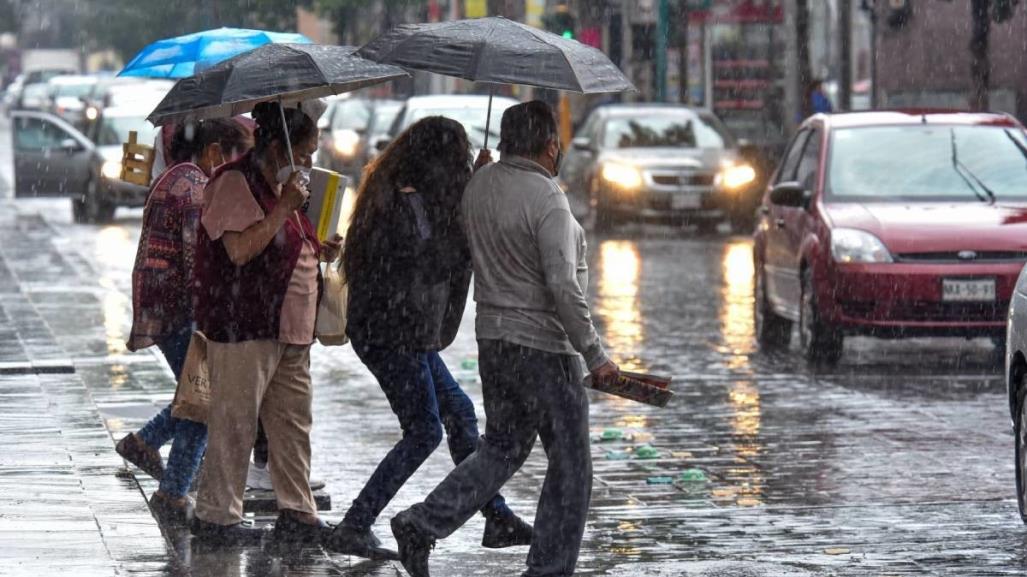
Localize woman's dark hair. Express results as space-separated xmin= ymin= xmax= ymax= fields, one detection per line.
xmin=498 ymin=100 xmax=557 ymax=157
xmin=168 ymin=118 xmax=250 ymax=165
xmin=344 ymin=116 xmax=472 ymax=283
xmin=251 ymin=101 xmax=318 ymax=155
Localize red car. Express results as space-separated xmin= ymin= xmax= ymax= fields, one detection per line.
xmin=753 ymin=111 xmax=1027 ymax=364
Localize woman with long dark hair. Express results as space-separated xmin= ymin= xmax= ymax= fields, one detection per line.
xmin=118 ymin=118 xmax=251 ymax=524
xmin=327 ymin=116 xmax=532 ymax=559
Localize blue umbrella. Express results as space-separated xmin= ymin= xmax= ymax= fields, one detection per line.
xmin=119 ymin=27 xmax=312 ymax=79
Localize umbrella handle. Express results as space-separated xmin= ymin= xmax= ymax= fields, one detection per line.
xmin=278 ymin=98 xmax=296 ymax=172
xmin=483 ymin=86 xmax=494 ymax=151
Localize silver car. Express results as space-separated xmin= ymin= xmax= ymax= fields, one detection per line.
xmin=1005 ymin=263 xmax=1027 ymax=523
xmin=559 ymin=104 xmax=756 ymax=233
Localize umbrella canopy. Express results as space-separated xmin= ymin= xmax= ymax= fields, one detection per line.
xmin=147 ymin=43 xmax=408 ymax=126
xmin=119 ymin=27 xmax=312 ymax=79
xmin=356 ymin=16 xmax=635 ymax=94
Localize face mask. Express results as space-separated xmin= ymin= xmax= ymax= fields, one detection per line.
xmin=553 ymin=146 xmax=563 ymax=178
xmin=274 ymin=158 xmax=310 ymax=187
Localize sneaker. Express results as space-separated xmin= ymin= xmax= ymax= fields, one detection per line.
xmin=481 ymin=512 xmax=533 ymax=549
xmin=246 ymin=462 xmax=326 ymax=492
xmin=391 ymin=511 xmax=434 ymax=577
xmin=190 ymin=517 xmax=267 ymax=547
xmin=116 ymin=433 xmax=164 ymax=481
xmin=149 ymin=491 xmax=193 ymax=527
xmin=326 ymin=524 xmax=399 ymax=561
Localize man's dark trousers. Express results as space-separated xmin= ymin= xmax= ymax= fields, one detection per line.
xmin=404 ymin=338 xmax=592 ymax=576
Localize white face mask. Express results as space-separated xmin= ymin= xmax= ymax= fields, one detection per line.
xmin=274 ymin=159 xmax=310 ymax=187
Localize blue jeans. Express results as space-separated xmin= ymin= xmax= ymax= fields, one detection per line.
xmin=343 ymin=340 xmax=512 ymax=531
xmin=136 ymin=326 xmax=208 ymax=498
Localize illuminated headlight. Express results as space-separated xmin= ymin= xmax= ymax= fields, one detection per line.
xmin=333 ymin=129 xmax=360 ymax=158
xmin=715 ymin=162 xmax=757 ymax=190
xmin=101 ymin=160 xmax=122 ymax=180
xmin=85 ymin=106 xmax=98 ymax=121
xmin=601 ymin=162 xmax=643 ymax=189
xmin=831 ymin=228 xmax=893 ymax=263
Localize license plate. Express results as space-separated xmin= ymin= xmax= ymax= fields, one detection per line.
xmin=941 ymin=278 xmax=996 ymax=302
xmin=671 ymin=194 xmax=701 ymax=210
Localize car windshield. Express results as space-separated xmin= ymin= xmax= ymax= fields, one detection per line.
xmin=827 ymin=125 xmax=1027 ymax=202
xmin=54 ymin=82 xmax=95 ymax=98
xmin=370 ymin=103 xmax=402 ymax=134
xmin=331 ymin=99 xmax=371 ymax=131
xmin=96 ymin=115 xmax=157 ymax=147
xmin=602 ymin=112 xmax=732 ymax=149
xmin=403 ymin=102 xmax=517 ymax=149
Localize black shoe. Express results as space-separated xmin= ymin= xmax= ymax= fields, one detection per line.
xmin=190 ymin=517 xmax=266 ymax=546
xmin=271 ymin=513 xmax=333 ymax=546
xmin=116 ymin=433 xmax=164 ymax=481
xmin=149 ymin=492 xmax=193 ymax=527
xmin=481 ymin=512 xmax=533 ymax=549
xmin=326 ymin=524 xmax=399 ymax=561
xmin=391 ymin=511 xmax=434 ymax=577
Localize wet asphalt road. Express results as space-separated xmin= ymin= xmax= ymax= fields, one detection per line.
xmin=2 ymin=116 xmax=1025 ymax=575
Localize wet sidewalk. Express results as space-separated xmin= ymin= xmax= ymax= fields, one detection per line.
xmin=0 ymin=206 xmax=167 ymax=576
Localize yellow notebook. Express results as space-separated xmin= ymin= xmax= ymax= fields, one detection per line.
xmin=305 ymin=167 xmax=350 ymax=242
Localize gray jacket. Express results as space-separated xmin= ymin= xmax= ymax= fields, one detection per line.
xmin=462 ymin=155 xmax=609 ymax=370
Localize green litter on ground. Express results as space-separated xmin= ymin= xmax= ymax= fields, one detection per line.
xmin=647 ymin=476 xmax=675 ymax=485
xmin=678 ymin=468 xmax=707 ymax=482
xmin=460 ymin=358 xmax=477 ymax=370
xmin=634 ymin=444 xmax=662 ymax=459
xmin=605 ymin=450 xmax=631 ymax=461
xmin=600 ymin=428 xmax=623 ymax=441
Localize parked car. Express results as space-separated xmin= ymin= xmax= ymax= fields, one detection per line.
xmin=559 ymin=104 xmax=756 ymax=233
xmin=17 ymin=82 xmax=52 ymax=111
xmin=316 ymin=96 xmax=372 ymax=179
xmin=46 ymin=75 xmax=98 ymax=126
xmin=11 ymin=107 xmax=154 ymax=222
xmin=754 ymin=111 xmax=1027 ymax=365
xmin=12 ymin=110 xmax=94 ymax=198
xmin=386 ymin=94 xmax=520 ymax=159
xmin=1007 ymin=262 xmax=1027 ymax=523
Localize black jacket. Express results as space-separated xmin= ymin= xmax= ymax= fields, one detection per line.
xmin=346 ymin=189 xmax=471 ymax=351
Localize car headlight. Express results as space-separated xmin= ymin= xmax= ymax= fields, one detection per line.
xmin=831 ymin=228 xmax=893 ymax=263
xmin=716 ymin=162 xmax=757 ymax=190
xmin=85 ymin=106 xmax=98 ymax=121
xmin=601 ymin=162 xmax=643 ymax=189
xmin=333 ymin=129 xmax=360 ymax=158
xmin=101 ymin=160 xmax=122 ymax=180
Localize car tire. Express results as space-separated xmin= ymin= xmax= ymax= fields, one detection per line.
xmin=730 ymin=210 xmax=755 ymax=235
xmin=1015 ymin=371 xmax=1027 ymax=524
xmin=81 ymin=178 xmax=115 ymax=224
xmin=800 ymin=267 xmax=843 ymax=365
xmin=755 ymin=265 xmax=792 ymax=349
xmin=587 ymin=180 xmax=616 ymax=234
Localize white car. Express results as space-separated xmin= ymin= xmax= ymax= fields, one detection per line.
xmin=1005 ymin=263 xmax=1027 ymax=523
xmin=387 ymin=94 xmax=521 ymax=159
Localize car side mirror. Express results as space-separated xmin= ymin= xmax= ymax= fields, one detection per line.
xmin=375 ymin=138 xmax=390 ymax=152
xmin=769 ymin=181 xmax=810 ymax=208
xmin=571 ymin=137 xmax=593 ymax=152
xmin=59 ymin=138 xmax=81 ymax=153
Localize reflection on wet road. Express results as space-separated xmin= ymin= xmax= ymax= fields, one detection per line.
xmin=25 ymin=202 xmax=1022 ymax=576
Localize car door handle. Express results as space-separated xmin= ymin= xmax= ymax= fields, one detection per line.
xmin=775 ymin=218 xmax=786 ymax=229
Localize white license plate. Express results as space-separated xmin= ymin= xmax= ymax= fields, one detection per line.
xmin=671 ymin=194 xmax=701 ymax=210
xmin=941 ymin=278 xmax=996 ymax=302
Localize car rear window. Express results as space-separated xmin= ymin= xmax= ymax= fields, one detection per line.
xmin=827 ymin=125 xmax=1027 ymax=202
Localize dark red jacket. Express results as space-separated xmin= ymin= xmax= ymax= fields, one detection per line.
xmin=194 ymin=151 xmax=321 ymax=343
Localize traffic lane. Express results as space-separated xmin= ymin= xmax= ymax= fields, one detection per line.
xmin=39 ymin=205 xmax=1020 ymax=575
xmin=581 ymin=232 xmax=1015 ymax=574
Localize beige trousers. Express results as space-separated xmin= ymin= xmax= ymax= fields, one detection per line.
xmin=195 ymin=339 xmax=316 ymax=526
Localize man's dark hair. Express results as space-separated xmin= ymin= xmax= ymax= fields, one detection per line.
xmin=498 ymin=100 xmax=558 ymax=157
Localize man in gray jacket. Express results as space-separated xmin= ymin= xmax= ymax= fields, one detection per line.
xmin=391 ymin=100 xmax=619 ymax=577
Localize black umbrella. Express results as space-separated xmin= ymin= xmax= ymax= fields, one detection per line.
xmin=148 ymin=43 xmax=408 ymax=170
xmin=358 ymin=16 xmax=635 ymax=148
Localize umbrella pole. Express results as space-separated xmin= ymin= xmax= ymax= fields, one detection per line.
xmin=483 ymin=85 xmax=494 ymax=151
xmin=278 ymin=98 xmax=296 ymax=172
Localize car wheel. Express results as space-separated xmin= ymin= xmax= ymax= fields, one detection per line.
xmin=730 ymin=210 xmax=755 ymax=235
xmin=800 ymin=267 xmax=843 ymax=364
xmin=83 ymin=178 xmax=115 ymax=224
xmin=755 ymin=265 xmax=792 ymax=349
xmin=696 ymin=219 xmax=720 ymax=236
xmin=71 ymin=196 xmax=88 ymax=223
xmin=1015 ymin=374 xmax=1027 ymax=524
xmin=587 ymin=180 xmax=616 ymax=233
